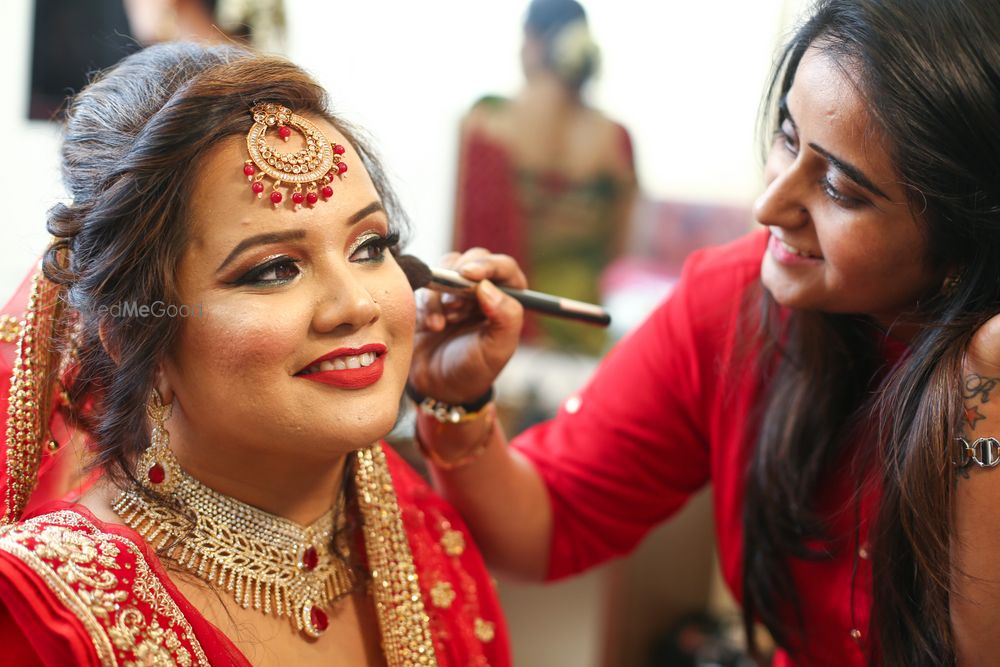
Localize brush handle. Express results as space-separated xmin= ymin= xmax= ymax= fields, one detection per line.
xmin=429 ymin=268 xmax=611 ymax=327
xmin=502 ymin=287 xmax=611 ymax=326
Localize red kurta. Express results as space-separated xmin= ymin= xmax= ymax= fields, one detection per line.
xmin=0 ymin=445 xmax=510 ymax=667
xmin=511 ymin=230 xmax=887 ymax=666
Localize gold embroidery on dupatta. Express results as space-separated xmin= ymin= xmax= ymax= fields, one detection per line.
xmin=0 ymin=510 xmax=209 ymax=666
xmin=3 ymin=270 xmax=63 ymax=524
xmin=356 ymin=445 xmax=438 ymax=666
xmin=0 ymin=313 xmax=21 ymax=344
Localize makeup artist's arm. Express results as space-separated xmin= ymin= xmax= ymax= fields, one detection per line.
xmin=952 ymin=315 xmax=1000 ymax=665
xmin=409 ymin=250 xmax=553 ymax=580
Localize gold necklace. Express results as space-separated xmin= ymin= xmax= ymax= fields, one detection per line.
xmin=112 ymin=454 xmax=356 ymax=639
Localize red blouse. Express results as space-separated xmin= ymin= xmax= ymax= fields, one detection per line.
xmin=512 ymin=230 xmax=886 ymax=667
xmin=0 ymin=445 xmax=510 ymax=667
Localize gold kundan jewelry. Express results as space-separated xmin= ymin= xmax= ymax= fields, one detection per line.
xmin=243 ymin=102 xmax=348 ymax=209
xmin=135 ymin=388 xmax=181 ymax=494
xmin=112 ymin=479 xmax=354 ymax=639
xmin=114 ymin=390 xmax=356 ymax=639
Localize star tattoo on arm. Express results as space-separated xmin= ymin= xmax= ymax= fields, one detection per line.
xmin=965 ymin=404 xmax=987 ymax=431
xmin=955 ymin=373 xmax=1000 ymax=485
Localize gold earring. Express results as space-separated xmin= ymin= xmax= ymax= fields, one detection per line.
xmin=136 ymin=388 xmax=181 ymax=493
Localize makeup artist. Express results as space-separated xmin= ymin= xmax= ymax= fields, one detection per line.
xmin=407 ymin=0 xmax=1000 ymax=665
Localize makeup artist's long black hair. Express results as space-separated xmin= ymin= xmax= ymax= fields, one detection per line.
xmin=740 ymin=1 xmax=1000 ymax=664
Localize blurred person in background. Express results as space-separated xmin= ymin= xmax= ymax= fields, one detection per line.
xmin=122 ymin=0 xmax=285 ymax=51
xmin=452 ymin=0 xmax=638 ymax=358
xmin=30 ymin=0 xmax=284 ymax=121
xmin=410 ymin=0 xmax=1000 ymax=665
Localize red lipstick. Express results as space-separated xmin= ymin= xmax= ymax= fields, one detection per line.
xmin=296 ymin=343 xmax=387 ymax=389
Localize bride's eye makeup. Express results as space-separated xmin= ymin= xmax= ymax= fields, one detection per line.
xmin=232 ymin=255 xmax=302 ymax=286
xmin=349 ymin=231 xmax=401 ymax=264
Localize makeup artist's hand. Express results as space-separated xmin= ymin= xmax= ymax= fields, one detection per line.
xmin=410 ymin=248 xmax=527 ymax=403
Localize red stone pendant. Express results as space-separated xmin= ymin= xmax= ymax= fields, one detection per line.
xmin=301 ymin=545 xmax=318 ymax=571
xmin=301 ymin=602 xmax=329 ymax=638
xmin=147 ymin=463 xmax=165 ymax=485
xmin=311 ymin=607 xmax=329 ymax=632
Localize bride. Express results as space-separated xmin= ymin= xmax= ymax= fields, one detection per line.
xmin=0 ymin=42 xmax=509 ymax=667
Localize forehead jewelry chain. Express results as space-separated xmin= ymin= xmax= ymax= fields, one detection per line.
xmin=243 ymin=103 xmax=349 ymax=210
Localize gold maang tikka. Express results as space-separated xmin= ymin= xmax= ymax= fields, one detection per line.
xmin=243 ymin=103 xmax=348 ymax=210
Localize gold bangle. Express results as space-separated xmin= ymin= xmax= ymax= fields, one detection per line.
xmin=415 ymin=404 xmax=497 ymax=470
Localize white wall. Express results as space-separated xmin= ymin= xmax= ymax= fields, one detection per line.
xmin=1 ymin=0 xmax=807 ymax=296
xmin=0 ymin=0 xmax=64 ymax=295
xmin=285 ymin=0 xmax=808 ymax=264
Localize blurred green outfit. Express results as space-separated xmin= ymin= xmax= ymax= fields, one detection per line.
xmin=454 ymin=95 xmax=636 ymax=356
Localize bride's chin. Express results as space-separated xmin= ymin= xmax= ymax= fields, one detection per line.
xmin=313 ymin=424 xmax=398 ymax=455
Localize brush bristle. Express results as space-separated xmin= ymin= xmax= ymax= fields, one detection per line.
xmin=396 ymin=254 xmax=433 ymax=290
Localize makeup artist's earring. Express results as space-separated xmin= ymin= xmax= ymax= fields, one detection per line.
xmin=942 ymin=272 xmax=961 ymax=295
xmin=136 ymin=388 xmax=181 ymax=493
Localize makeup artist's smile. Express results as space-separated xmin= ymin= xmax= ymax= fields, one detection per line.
xmin=768 ymin=230 xmax=823 ymax=264
xmin=296 ymin=343 xmax=387 ymax=389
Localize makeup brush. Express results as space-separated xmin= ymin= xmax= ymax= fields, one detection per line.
xmin=396 ymin=254 xmax=611 ymax=327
